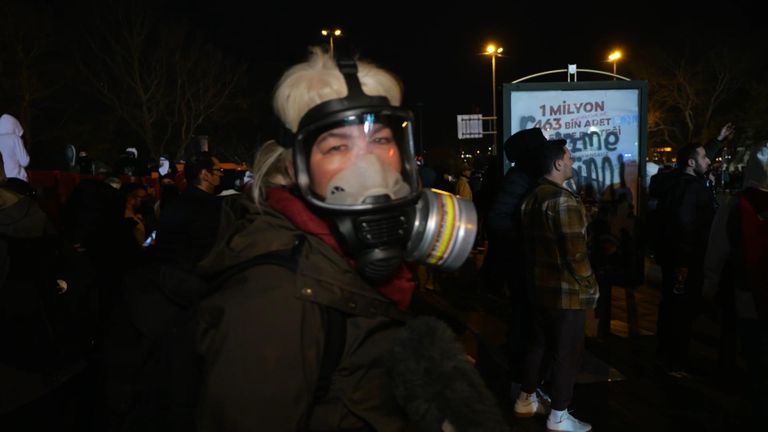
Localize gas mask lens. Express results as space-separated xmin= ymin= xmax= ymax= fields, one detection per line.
xmin=295 ymin=112 xmax=420 ymax=211
xmin=294 ymin=109 xmax=476 ymax=280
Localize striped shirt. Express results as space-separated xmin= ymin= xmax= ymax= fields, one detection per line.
xmin=521 ymin=178 xmax=599 ymax=309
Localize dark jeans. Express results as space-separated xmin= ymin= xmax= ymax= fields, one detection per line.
xmin=520 ymin=306 xmax=586 ymax=411
xmin=595 ymin=273 xmax=612 ymax=336
xmin=502 ymin=285 xmax=533 ymax=384
xmin=656 ymin=264 xmax=703 ymax=369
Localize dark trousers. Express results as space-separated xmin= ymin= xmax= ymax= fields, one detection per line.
xmin=656 ymin=264 xmax=703 ymax=369
xmin=502 ymin=284 xmax=533 ymax=383
xmin=520 ymin=306 xmax=586 ymax=411
xmin=739 ymin=317 xmax=768 ymax=428
xmin=595 ymin=273 xmax=612 ymax=337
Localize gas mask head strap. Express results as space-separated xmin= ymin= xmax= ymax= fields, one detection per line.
xmin=296 ymin=58 xmax=392 ymax=133
xmin=337 ymin=58 xmax=364 ymax=97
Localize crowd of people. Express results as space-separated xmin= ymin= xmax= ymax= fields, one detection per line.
xmin=1 ymin=47 xmax=767 ymax=432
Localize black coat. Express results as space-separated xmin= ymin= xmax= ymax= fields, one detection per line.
xmin=656 ymin=172 xmax=716 ymax=268
xmin=0 ymin=187 xmax=93 ymax=411
xmin=155 ymin=187 xmax=222 ymax=271
xmin=483 ymin=168 xmax=536 ymax=295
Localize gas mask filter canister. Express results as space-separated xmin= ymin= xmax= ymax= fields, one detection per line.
xmin=405 ymin=189 xmax=477 ymax=271
xmin=323 ymin=153 xmax=477 ymax=274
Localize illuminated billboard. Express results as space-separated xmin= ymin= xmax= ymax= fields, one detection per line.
xmin=502 ymin=81 xmax=648 ymax=208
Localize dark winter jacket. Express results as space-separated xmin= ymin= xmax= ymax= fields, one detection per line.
xmin=656 ymin=172 xmax=716 ymax=268
xmin=482 ymin=168 xmax=535 ymax=298
xmin=486 ymin=168 xmax=533 ymax=246
xmin=155 ymin=187 xmax=222 ymax=271
xmin=195 ymin=199 xmax=410 ymax=431
xmin=0 ymin=187 xmax=92 ymax=412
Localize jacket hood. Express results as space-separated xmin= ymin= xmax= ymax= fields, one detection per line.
xmin=198 ymin=196 xmax=409 ymax=321
xmin=0 ymin=188 xmax=49 ymax=238
xmin=198 ymin=198 xmax=343 ymax=277
xmin=0 ymin=114 xmax=24 ymax=136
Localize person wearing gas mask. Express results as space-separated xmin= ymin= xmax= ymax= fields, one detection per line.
xmin=194 ymin=48 xmax=503 ymax=432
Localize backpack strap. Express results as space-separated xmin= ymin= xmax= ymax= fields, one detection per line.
xmin=205 ymin=234 xmax=305 ymax=294
xmin=203 ymin=234 xmax=348 ymax=403
xmin=313 ymin=307 xmax=347 ymax=401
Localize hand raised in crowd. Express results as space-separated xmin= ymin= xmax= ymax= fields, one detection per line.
xmin=718 ymin=122 xmax=735 ymax=141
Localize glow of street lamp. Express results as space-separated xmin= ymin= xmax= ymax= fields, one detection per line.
xmin=483 ymin=43 xmax=503 ymax=152
xmin=608 ymin=49 xmax=623 ymax=79
xmin=321 ymin=28 xmax=343 ymax=56
xmin=485 ymin=44 xmax=503 ymax=55
xmin=321 ymin=28 xmax=342 ymax=37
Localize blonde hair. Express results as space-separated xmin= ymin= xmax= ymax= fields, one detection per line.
xmin=273 ymin=47 xmax=403 ymax=132
xmin=250 ymin=140 xmax=294 ymax=210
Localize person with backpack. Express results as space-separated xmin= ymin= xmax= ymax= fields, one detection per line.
xmin=195 ymin=48 xmax=505 ymax=432
xmin=703 ymin=140 xmax=768 ymax=428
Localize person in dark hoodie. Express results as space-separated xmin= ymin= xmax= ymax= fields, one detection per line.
xmin=0 ymin=154 xmax=92 ymax=427
xmin=195 ymin=48 xmax=505 ymax=432
xmin=482 ymin=128 xmax=548 ymax=382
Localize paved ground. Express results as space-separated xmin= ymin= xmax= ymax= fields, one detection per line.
xmin=1 ymin=252 xmax=750 ymax=431
xmin=413 ymin=253 xmax=751 ymax=431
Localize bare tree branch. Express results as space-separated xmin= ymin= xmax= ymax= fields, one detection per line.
xmin=79 ymin=1 xmax=241 ymax=161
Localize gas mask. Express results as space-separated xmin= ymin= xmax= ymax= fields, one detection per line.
xmin=289 ymin=58 xmax=477 ymax=284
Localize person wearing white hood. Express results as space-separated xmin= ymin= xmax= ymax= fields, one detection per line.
xmin=0 ymin=114 xmax=30 ymax=182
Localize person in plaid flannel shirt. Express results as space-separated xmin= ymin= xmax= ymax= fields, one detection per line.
xmin=515 ymin=129 xmax=598 ymax=432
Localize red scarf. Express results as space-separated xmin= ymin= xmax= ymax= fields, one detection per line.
xmin=740 ymin=191 xmax=768 ymax=318
xmin=266 ymin=187 xmax=414 ymax=310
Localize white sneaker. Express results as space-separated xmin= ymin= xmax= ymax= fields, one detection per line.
xmin=546 ymin=410 xmax=592 ymax=431
xmin=513 ymin=392 xmax=550 ymax=417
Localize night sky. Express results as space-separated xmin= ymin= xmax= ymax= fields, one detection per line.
xmin=23 ymin=0 xmax=768 ymax=162
xmin=178 ymin=1 xmax=763 ymax=149
xmin=172 ymin=0 xmax=765 ymax=101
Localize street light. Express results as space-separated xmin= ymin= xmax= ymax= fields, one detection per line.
xmin=484 ymin=44 xmax=503 ymax=136
xmin=608 ymin=50 xmax=622 ymax=79
xmin=321 ymin=28 xmax=342 ymax=57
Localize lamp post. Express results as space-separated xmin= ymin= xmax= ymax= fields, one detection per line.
xmin=321 ymin=28 xmax=342 ymax=57
xmin=485 ymin=44 xmax=503 ymax=136
xmin=608 ymin=50 xmax=622 ymax=79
